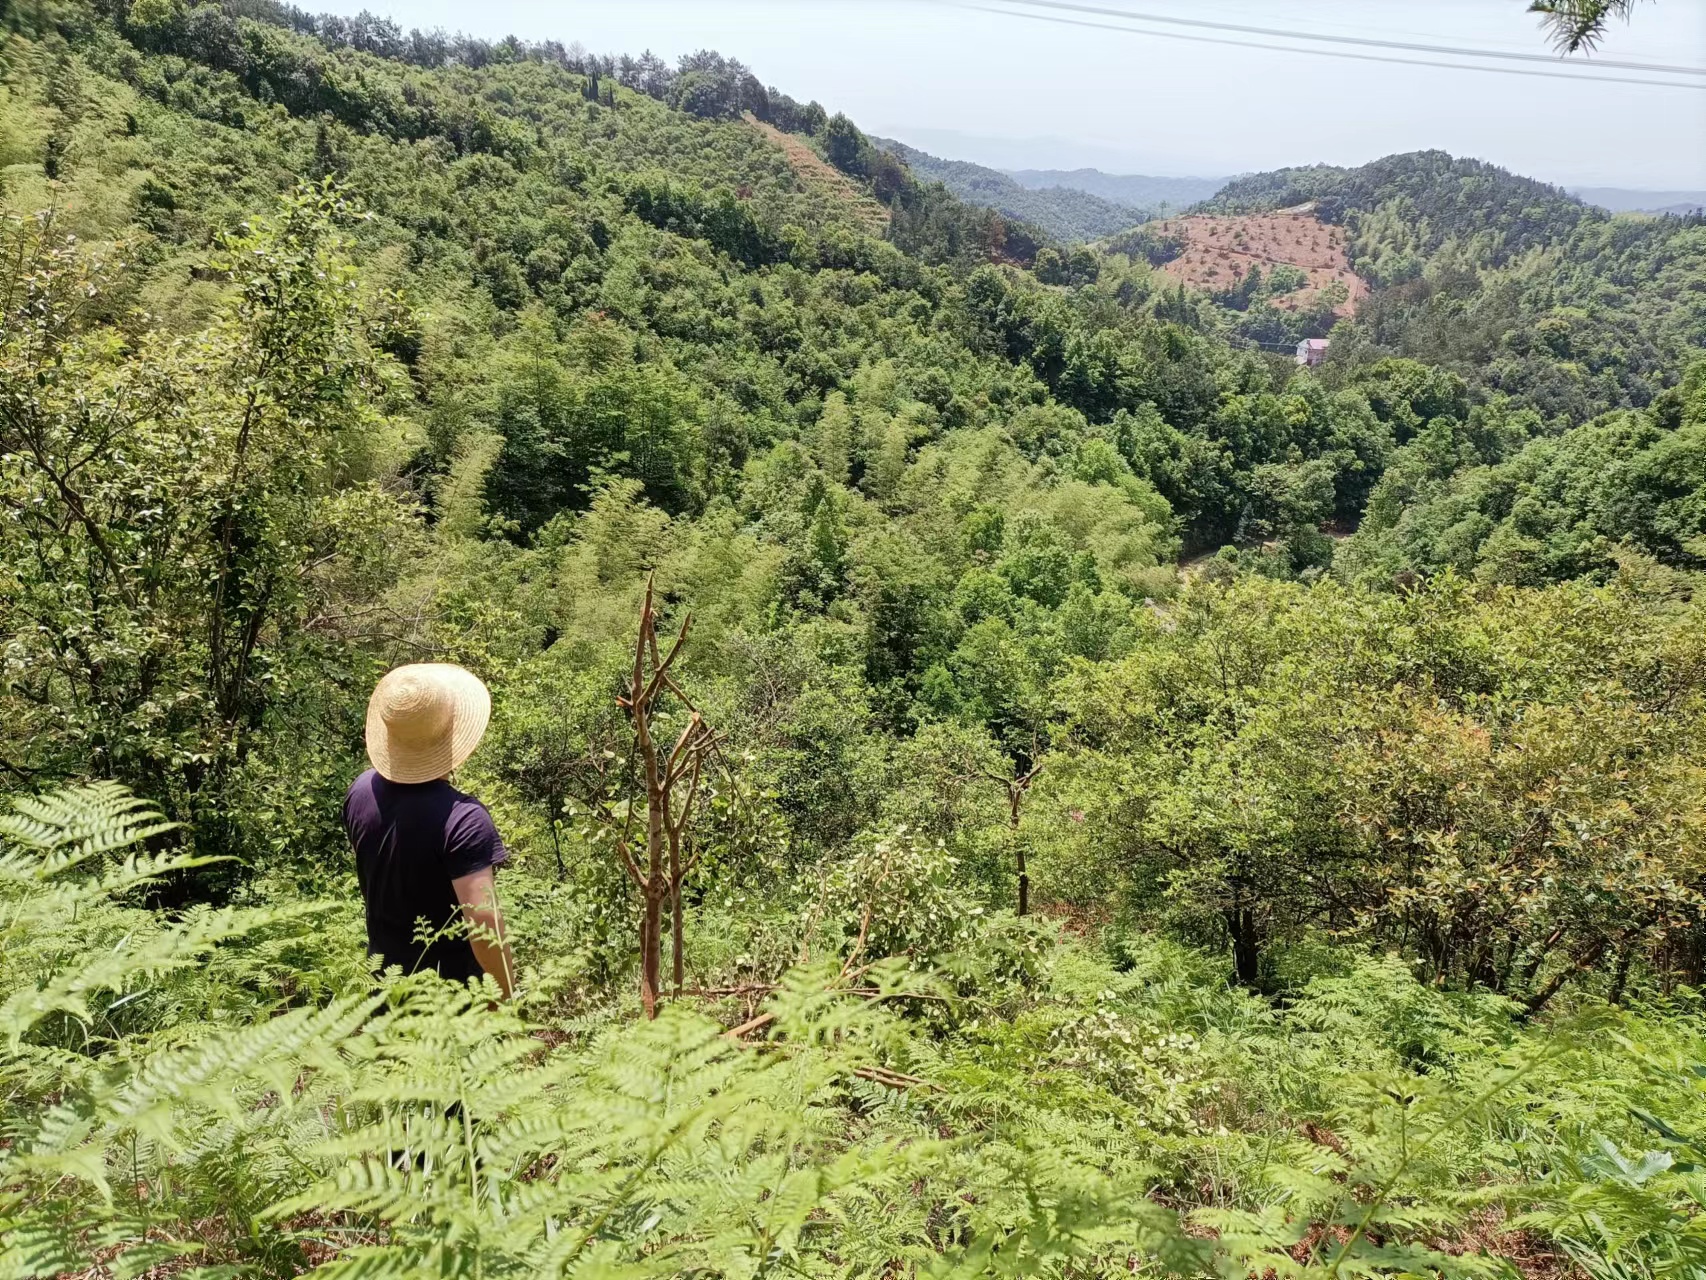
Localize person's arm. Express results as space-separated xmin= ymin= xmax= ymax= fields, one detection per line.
xmin=451 ymin=865 xmax=515 ymax=998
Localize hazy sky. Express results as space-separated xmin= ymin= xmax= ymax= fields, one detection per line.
xmin=311 ymin=0 xmax=1706 ymax=188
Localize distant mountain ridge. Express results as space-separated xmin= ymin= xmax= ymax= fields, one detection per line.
xmin=1571 ymin=187 xmax=1706 ymax=215
xmin=1005 ymin=168 xmax=1227 ymax=212
xmin=872 ymin=137 xmax=1151 ymax=242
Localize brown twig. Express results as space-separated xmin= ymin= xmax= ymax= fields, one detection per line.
xmin=724 ymin=1010 xmax=777 ymax=1041
xmin=853 ymin=1066 xmax=929 ymax=1090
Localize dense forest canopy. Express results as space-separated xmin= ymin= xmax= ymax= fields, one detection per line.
xmin=1 ymin=1 xmax=1704 ymax=1276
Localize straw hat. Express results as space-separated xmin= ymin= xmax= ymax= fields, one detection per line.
xmin=365 ymin=663 xmax=492 ymax=784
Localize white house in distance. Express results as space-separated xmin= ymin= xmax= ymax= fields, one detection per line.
xmin=1296 ymin=337 xmax=1329 ymax=367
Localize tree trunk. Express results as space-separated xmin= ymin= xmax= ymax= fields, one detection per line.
xmin=613 ymin=578 xmax=714 ymax=1021
xmin=1231 ymin=926 xmax=1260 ymax=988
xmin=549 ymin=797 xmax=565 ymax=881
xmin=1519 ymin=924 xmax=1567 ymax=991
xmin=671 ymin=880 xmax=685 ymax=996
xmin=1494 ymin=935 xmax=1518 ymax=994
xmin=640 ymin=885 xmax=662 ymax=1020
xmin=1469 ymin=937 xmax=1499 ymax=991
xmin=642 ymin=808 xmax=664 ymax=1019
xmin=1520 ymin=936 xmax=1607 ymax=1019
xmin=639 ymin=616 xmax=665 ymax=1017
xmin=1227 ymin=889 xmax=1260 ymax=988
xmin=1607 ymin=940 xmax=1635 ymax=1007
xmin=1005 ymin=775 xmax=1032 ymax=917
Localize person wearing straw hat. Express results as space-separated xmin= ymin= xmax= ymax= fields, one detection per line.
xmin=343 ymin=663 xmax=515 ymax=996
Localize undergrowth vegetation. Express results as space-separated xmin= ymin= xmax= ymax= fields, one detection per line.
xmin=3 ymin=787 xmax=1702 ymax=1278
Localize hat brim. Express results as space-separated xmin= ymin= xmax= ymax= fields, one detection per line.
xmin=365 ymin=663 xmax=492 ymax=784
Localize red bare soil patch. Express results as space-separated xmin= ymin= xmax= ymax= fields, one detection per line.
xmin=1153 ymin=208 xmax=1368 ymax=316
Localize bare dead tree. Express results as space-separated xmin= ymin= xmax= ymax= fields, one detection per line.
xmin=983 ymin=758 xmax=1043 ymax=916
xmin=582 ymin=576 xmax=719 ymax=1019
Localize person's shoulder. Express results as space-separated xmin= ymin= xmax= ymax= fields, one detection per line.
xmin=445 ymin=784 xmax=497 ymax=825
xmin=345 ymin=768 xmax=379 ymax=807
xmin=444 ymin=784 xmax=503 ymax=842
xmin=443 ymin=784 xmax=505 ymax=859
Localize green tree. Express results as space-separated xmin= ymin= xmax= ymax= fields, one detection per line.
xmin=0 ymin=188 xmax=415 ymax=846
xmin=1530 ymin=0 xmax=1644 ymax=51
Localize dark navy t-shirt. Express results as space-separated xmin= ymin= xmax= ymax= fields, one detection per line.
xmin=343 ymin=769 xmax=508 ymax=982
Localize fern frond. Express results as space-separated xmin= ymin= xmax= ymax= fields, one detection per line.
xmin=107 ymin=1238 xmax=208 ymax=1279
xmin=0 ymin=782 xmax=177 ymax=866
xmin=107 ymin=993 xmax=380 ymax=1126
xmin=0 ymin=1213 xmax=153 ymax=1280
xmin=1 ymin=905 xmax=322 ymax=1047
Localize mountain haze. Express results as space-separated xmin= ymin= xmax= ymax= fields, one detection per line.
xmin=1572 ymin=186 xmax=1706 ymax=215
xmin=1007 ymin=167 xmax=1228 ymax=211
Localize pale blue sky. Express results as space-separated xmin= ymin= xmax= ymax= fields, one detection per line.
xmin=310 ymin=0 xmax=1706 ymax=188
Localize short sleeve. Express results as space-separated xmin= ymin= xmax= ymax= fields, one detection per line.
xmin=443 ymin=800 xmax=508 ymax=880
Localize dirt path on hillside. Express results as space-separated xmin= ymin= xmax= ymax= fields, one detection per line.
xmin=745 ymin=115 xmax=891 ymax=237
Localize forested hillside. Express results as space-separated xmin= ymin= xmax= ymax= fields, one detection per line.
xmin=1200 ymin=151 xmax=1706 ymax=418
xmin=2 ymin=3 xmax=1704 ymax=1277
xmin=874 ymin=137 xmax=1149 ymax=241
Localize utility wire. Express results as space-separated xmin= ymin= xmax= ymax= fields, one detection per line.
xmin=957 ymin=3 xmax=1705 ymax=90
xmin=987 ymin=0 xmax=1706 ymax=77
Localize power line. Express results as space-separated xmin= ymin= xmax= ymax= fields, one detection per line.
xmin=987 ymin=0 xmax=1706 ymax=77
xmin=957 ymin=3 xmax=1705 ymax=90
